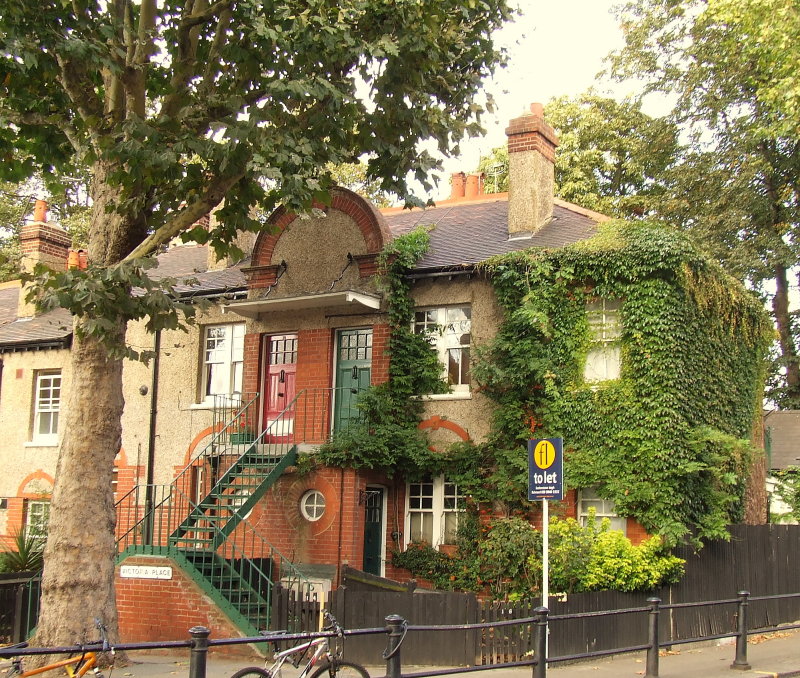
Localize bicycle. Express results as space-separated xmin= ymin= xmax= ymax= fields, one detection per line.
xmin=231 ymin=611 xmax=369 ymax=678
xmin=1 ymin=619 xmax=114 ymax=678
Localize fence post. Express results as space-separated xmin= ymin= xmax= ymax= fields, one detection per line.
xmin=384 ymin=614 xmax=406 ymax=678
xmin=532 ymin=606 xmax=548 ymax=678
xmin=188 ymin=626 xmax=210 ymax=678
xmin=12 ymin=583 xmax=24 ymax=643
xmin=731 ymin=591 xmax=751 ymax=671
xmin=646 ymin=597 xmax=660 ymax=678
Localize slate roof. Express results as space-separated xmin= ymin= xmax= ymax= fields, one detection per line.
xmin=0 ymin=308 xmax=74 ymax=350
xmin=0 ymin=196 xmax=602 ymax=349
xmin=0 ymin=286 xmax=19 ymax=327
xmin=384 ymin=196 xmax=600 ymax=271
xmin=0 ymin=245 xmax=248 ymax=351
xmin=764 ymin=410 xmax=800 ymax=470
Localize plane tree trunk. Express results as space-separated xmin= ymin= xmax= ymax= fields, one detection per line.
xmin=30 ymin=159 xmax=135 ymax=656
xmin=32 ymin=323 xmax=126 ymax=651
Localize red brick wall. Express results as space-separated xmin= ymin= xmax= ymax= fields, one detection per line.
xmin=371 ymin=323 xmax=390 ymax=386
xmin=242 ymin=333 xmax=262 ymax=397
xmin=245 ymin=467 xmax=359 ymax=578
xmin=116 ymin=555 xmax=257 ymax=656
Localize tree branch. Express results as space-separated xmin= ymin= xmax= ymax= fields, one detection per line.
xmin=200 ymin=6 xmax=233 ymax=92
xmin=161 ymin=0 xmax=214 ymax=119
xmin=124 ymin=169 xmax=246 ymax=260
xmin=55 ymin=54 xmax=103 ymax=150
xmin=181 ymin=0 xmax=234 ymax=29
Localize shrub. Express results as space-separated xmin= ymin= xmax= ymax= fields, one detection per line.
xmin=1 ymin=529 xmax=45 ymax=573
xmin=530 ymin=514 xmax=684 ymax=594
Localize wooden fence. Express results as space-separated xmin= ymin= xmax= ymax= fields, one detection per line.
xmin=269 ymin=524 xmax=800 ymax=666
xmin=0 ymin=572 xmax=40 ymax=644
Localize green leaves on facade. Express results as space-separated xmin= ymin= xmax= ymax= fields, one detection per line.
xmin=316 ymin=228 xmax=447 ymax=476
xmin=474 ymin=220 xmax=772 ymax=546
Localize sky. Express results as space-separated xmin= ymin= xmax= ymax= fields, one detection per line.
xmin=432 ymin=0 xmax=629 ymax=199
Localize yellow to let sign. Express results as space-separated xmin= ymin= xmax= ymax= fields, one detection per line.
xmin=533 ymin=440 xmax=556 ymax=470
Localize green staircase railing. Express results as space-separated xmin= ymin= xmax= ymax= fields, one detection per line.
xmin=115 ymin=388 xmax=364 ymax=633
xmin=169 ymin=444 xmax=297 ymax=549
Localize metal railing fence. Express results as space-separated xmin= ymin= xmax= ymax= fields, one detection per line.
xmin=2 ymin=590 xmax=799 ymax=678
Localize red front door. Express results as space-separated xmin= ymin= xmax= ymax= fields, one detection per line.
xmin=262 ymin=334 xmax=298 ymax=441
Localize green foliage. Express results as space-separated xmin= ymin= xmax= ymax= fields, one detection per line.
xmin=393 ymin=514 xmax=683 ymax=599
xmin=27 ymin=258 xmax=205 ymax=361
xmin=391 ymin=511 xmax=482 ymax=592
xmin=316 ymin=228 xmax=447 ymax=475
xmin=477 ymin=146 xmax=508 ymax=193
xmin=772 ymin=468 xmax=800 ymax=522
xmin=607 ymin=0 xmax=800 ymax=407
xmin=543 ymin=93 xmax=678 ymax=219
xmin=1 ymin=529 xmax=45 ymax=573
xmin=478 ymin=516 xmax=541 ymax=599
xmin=531 ymin=515 xmax=685 ymax=594
xmin=327 ymin=162 xmax=394 ymax=208
xmin=474 ymin=220 xmax=771 ymax=545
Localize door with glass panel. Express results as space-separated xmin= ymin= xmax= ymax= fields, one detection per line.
xmin=334 ymin=328 xmax=372 ymax=432
xmin=263 ymin=334 xmax=298 ymax=441
xmin=362 ymin=486 xmax=385 ymax=576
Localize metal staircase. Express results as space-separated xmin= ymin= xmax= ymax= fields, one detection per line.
xmin=115 ymin=393 xmax=310 ymax=633
xmin=170 ymin=444 xmax=297 ymax=549
xmin=115 ymin=388 xmax=364 ymax=634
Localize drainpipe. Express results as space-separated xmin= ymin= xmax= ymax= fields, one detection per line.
xmin=336 ymin=466 xmax=345 ymax=586
xmin=143 ymin=329 xmax=161 ymax=546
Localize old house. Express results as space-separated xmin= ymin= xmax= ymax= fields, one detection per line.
xmin=0 ymin=105 xmax=769 ymax=641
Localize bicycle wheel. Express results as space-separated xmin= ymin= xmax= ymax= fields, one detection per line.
xmin=309 ymin=659 xmax=370 ymax=678
xmin=230 ymin=667 xmax=272 ymax=678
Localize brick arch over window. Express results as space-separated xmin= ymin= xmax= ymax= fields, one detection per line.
xmin=17 ymin=470 xmax=54 ymax=498
xmin=251 ymin=187 xmax=392 ymax=269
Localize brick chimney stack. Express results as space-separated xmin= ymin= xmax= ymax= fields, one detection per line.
xmin=505 ymin=103 xmax=559 ymax=238
xmin=21 ymin=201 xmax=71 ymax=273
xmin=18 ymin=200 xmax=72 ymax=317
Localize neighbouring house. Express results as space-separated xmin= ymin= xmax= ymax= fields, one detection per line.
xmin=764 ymin=410 xmax=800 ymax=523
xmin=0 ymin=104 xmax=771 ymax=642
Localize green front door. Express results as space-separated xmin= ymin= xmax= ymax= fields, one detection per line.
xmin=334 ymin=328 xmax=372 ymax=431
xmin=362 ymin=486 xmax=384 ymax=576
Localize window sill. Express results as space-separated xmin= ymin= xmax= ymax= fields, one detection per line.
xmin=24 ymin=440 xmax=59 ymax=448
xmin=188 ymin=402 xmax=215 ymax=411
xmin=415 ymin=392 xmax=472 ymax=402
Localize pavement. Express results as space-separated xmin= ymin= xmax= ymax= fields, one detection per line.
xmin=116 ymin=628 xmax=800 ymax=678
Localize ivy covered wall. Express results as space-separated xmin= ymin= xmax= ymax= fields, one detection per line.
xmin=470 ymin=220 xmax=773 ymax=545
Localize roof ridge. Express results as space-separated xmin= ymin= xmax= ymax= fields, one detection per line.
xmin=553 ymin=197 xmax=611 ymax=223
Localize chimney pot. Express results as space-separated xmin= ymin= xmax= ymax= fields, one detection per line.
xmin=450 ymin=172 xmax=466 ymax=200
xmin=67 ymin=250 xmax=80 ymax=270
xmin=33 ymin=200 xmax=48 ymax=223
xmin=529 ymin=102 xmax=544 ymax=117
xmin=465 ymin=173 xmax=484 ymax=199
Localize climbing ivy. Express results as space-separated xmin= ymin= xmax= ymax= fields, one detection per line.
xmin=470 ymin=220 xmax=772 ymax=546
xmin=315 ymin=227 xmax=447 ymax=476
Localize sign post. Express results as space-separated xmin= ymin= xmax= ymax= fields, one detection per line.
xmin=528 ymin=438 xmax=564 ymax=614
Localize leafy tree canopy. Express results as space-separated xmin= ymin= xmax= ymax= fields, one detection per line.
xmin=544 ymin=93 xmax=678 ymax=218
xmin=473 ymin=93 xmax=679 ymax=219
xmin=0 ymin=0 xmax=514 ymax=651
xmin=608 ymin=0 xmax=800 ymax=408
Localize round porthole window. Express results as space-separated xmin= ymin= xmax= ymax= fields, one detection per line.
xmin=300 ymin=490 xmax=326 ymax=522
